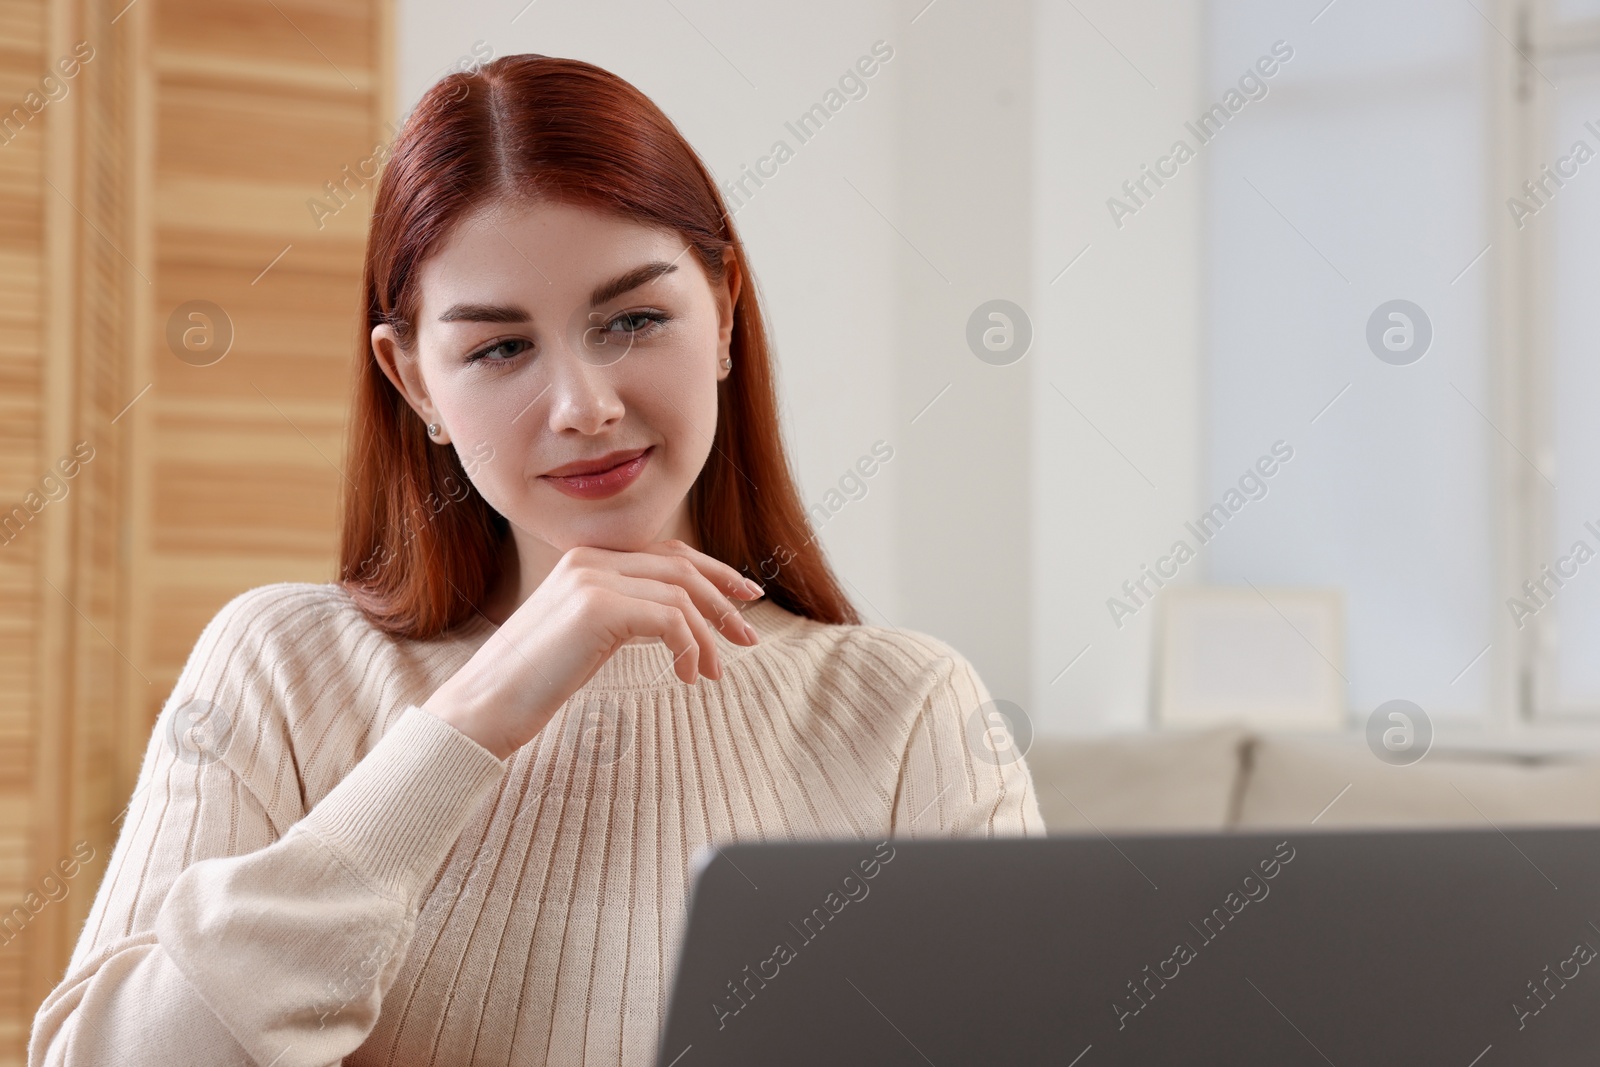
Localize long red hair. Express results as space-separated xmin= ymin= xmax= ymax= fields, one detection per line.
xmin=338 ymin=54 xmax=860 ymax=639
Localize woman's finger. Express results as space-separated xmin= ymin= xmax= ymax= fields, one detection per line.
xmin=604 ymin=574 xmax=726 ymax=680
xmin=582 ymin=544 xmax=760 ymax=648
xmin=641 ymin=539 xmax=763 ymax=601
xmin=640 ymin=554 xmax=757 ymax=646
xmin=590 ymin=586 xmax=707 ymax=684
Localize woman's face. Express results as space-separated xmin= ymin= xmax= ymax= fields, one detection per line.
xmin=372 ymin=198 xmax=740 ymax=555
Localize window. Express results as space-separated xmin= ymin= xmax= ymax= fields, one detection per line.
xmin=1203 ymin=0 xmax=1495 ymax=724
xmin=1524 ymin=0 xmax=1600 ymax=715
xmin=1205 ymin=0 xmax=1600 ymax=725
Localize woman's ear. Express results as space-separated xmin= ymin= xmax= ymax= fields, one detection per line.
xmin=372 ymin=323 xmax=451 ymax=444
xmin=714 ymin=247 xmax=742 ymax=381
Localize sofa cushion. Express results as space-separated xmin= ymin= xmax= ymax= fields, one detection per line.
xmin=1025 ymin=727 xmax=1248 ymax=833
xmin=1236 ymin=734 xmax=1600 ymax=829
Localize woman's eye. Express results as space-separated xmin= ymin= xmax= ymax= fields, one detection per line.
xmin=467 ymin=338 xmax=529 ymax=364
xmin=605 ymin=310 xmax=668 ymax=337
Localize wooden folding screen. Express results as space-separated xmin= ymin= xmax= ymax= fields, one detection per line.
xmin=0 ymin=0 xmax=392 ymax=1057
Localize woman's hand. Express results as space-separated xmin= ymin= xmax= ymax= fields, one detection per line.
xmin=422 ymin=539 xmax=765 ymax=761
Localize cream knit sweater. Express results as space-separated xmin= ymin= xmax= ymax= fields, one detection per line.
xmin=30 ymin=581 xmax=1044 ymax=1066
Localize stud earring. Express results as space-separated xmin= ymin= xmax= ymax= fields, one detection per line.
xmin=720 ymin=357 xmax=732 ymax=370
xmin=427 ymin=423 xmax=439 ymax=437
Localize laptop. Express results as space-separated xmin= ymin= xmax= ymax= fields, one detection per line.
xmin=656 ymin=828 xmax=1600 ymax=1065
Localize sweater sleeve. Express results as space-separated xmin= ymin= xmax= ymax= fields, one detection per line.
xmin=28 ymin=587 xmax=508 ymax=1067
xmin=888 ymin=647 xmax=1046 ymax=839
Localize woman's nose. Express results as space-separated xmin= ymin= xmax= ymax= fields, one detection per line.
xmin=545 ymin=355 xmax=624 ymax=434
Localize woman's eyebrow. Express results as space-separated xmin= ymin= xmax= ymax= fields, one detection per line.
xmin=589 ymin=260 xmax=679 ymax=308
xmin=436 ymin=261 xmax=681 ymax=324
xmin=438 ymin=302 xmax=531 ymax=323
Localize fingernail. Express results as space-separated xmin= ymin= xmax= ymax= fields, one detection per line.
xmin=743 ymin=578 xmax=764 ymax=598
xmin=741 ymin=620 xmax=759 ymax=643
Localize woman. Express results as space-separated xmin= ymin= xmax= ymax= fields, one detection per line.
xmin=31 ymin=54 xmax=1042 ymax=1067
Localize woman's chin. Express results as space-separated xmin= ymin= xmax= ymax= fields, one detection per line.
xmin=544 ymin=517 xmax=673 ymax=553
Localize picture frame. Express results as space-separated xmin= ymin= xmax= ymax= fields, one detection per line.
xmin=1156 ymin=585 xmax=1346 ymax=731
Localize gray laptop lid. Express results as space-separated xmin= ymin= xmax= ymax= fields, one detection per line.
xmin=656 ymin=828 xmax=1600 ymax=1065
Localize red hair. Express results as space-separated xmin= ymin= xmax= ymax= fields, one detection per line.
xmin=338 ymin=54 xmax=860 ymax=639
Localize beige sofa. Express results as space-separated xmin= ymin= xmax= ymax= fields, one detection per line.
xmin=1025 ymin=727 xmax=1600 ymax=833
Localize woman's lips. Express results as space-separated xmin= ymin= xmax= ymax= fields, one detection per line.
xmin=539 ymin=446 xmax=652 ymax=500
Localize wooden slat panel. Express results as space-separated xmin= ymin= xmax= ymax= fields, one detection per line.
xmin=143 ymin=0 xmax=384 ymax=712
xmin=0 ymin=0 xmax=46 ymax=1055
xmin=3 ymin=0 xmax=391 ymax=1059
xmin=155 ymin=0 xmax=375 ymax=79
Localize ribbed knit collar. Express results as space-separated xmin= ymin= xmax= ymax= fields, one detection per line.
xmin=448 ymin=597 xmax=805 ymax=690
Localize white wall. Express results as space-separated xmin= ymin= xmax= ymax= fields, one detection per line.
xmin=1030 ymin=1 xmax=1205 ymax=732
xmin=397 ymin=0 xmax=1208 ymax=736
xmin=889 ymin=2 xmax=1034 ymax=722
